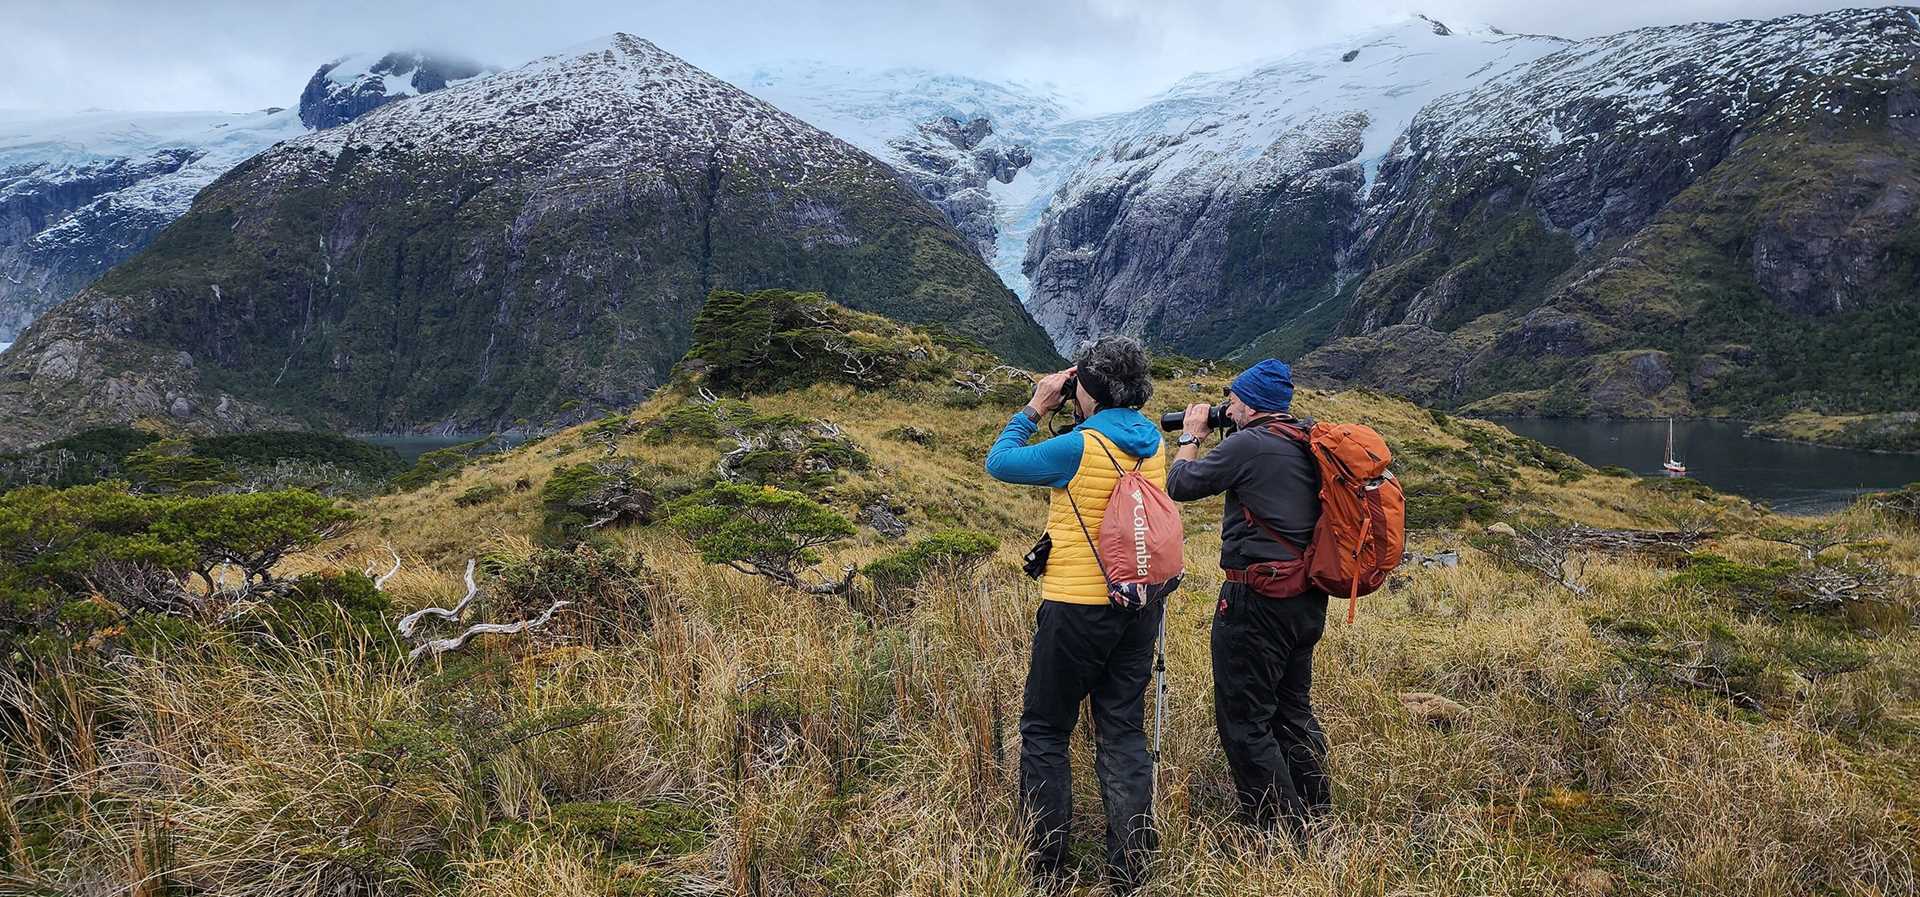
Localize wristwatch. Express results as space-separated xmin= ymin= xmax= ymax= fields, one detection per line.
xmin=1177 ymin=433 xmax=1201 ymax=447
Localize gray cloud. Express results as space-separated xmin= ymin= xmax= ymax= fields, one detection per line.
xmin=0 ymin=0 xmax=1869 ymax=114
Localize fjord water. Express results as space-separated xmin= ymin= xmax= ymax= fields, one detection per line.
xmin=364 ymin=434 xmax=526 ymax=463
xmin=1495 ymin=418 xmax=1920 ymax=515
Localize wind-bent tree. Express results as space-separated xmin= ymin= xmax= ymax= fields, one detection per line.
xmin=666 ymin=483 xmax=856 ymax=594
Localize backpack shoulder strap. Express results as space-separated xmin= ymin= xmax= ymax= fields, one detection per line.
xmin=1063 ymin=488 xmax=1114 ymax=587
xmin=1258 ymin=416 xmax=1311 ymax=443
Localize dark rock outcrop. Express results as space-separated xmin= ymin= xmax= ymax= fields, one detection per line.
xmin=298 ymin=51 xmax=492 ymax=129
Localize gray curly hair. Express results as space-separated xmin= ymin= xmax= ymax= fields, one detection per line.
xmin=1072 ymin=335 xmax=1154 ymax=410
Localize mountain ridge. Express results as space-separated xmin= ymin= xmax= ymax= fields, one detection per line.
xmin=0 ymin=33 xmax=1056 ymax=450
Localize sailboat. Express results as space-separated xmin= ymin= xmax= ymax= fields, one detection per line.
xmin=1662 ymin=417 xmax=1688 ymax=476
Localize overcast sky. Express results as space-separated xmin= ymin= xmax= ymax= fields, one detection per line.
xmin=2 ymin=0 xmax=1873 ymax=114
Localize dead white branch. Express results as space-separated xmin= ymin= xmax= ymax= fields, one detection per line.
xmin=396 ymin=558 xmax=479 ymax=637
xmin=365 ymin=545 xmax=402 ymax=589
xmin=408 ymin=601 xmax=572 ymax=660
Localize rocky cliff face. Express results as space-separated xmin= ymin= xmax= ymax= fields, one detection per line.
xmin=0 ymin=109 xmax=308 ymax=343
xmin=734 ymin=63 xmax=1102 ymax=296
xmin=1022 ymin=18 xmax=1567 ymax=355
xmin=884 ymin=114 xmax=1034 ymax=260
xmin=1025 ymin=8 xmax=1920 ymax=420
xmin=1294 ymin=7 xmax=1920 ymax=419
xmin=0 ymin=34 xmax=1055 ymax=450
xmin=0 ymin=149 xmax=194 ymax=340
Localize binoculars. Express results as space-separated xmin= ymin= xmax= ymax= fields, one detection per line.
xmin=1158 ymin=402 xmax=1232 ymax=432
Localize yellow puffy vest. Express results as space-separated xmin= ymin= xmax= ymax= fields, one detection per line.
xmin=1042 ymin=430 xmax=1169 ymax=604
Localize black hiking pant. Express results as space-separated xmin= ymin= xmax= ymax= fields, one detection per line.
xmin=1019 ymin=595 xmax=1163 ymax=892
xmin=1211 ymin=582 xmax=1330 ymax=839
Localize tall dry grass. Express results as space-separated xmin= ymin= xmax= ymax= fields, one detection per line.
xmin=4 ymin=383 xmax=1917 ymax=895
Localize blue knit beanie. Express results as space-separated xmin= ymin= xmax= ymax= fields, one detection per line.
xmin=1230 ymin=359 xmax=1294 ymax=412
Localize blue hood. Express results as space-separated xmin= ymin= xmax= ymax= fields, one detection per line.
xmin=1077 ymin=408 xmax=1163 ymax=459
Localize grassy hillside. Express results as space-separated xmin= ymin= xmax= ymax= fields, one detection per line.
xmin=4 ymin=310 xmax=1917 ymax=895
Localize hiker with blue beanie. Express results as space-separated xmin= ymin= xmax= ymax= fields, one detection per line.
xmin=1165 ymin=358 xmax=1331 ymax=844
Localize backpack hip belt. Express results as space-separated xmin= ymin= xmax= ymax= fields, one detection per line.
xmin=1222 ymin=561 xmax=1312 ymax=598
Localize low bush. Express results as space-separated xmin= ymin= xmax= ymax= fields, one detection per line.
xmin=1866 ymin=482 xmax=1920 ymax=528
xmin=686 ymin=289 xmax=954 ymax=393
xmin=539 ymin=463 xmax=656 ymax=546
xmin=483 ymin=544 xmax=657 ymax=647
xmin=863 ymin=530 xmax=1000 ymax=594
xmin=665 ymin=483 xmax=855 ymax=594
xmin=390 ymin=438 xmax=497 ymax=492
xmin=455 ymin=482 xmax=508 ymax=507
xmin=250 ymin=570 xmax=395 ymax=648
xmin=0 ymin=481 xmax=354 ymax=661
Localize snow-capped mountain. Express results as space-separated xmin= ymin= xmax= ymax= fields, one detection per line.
xmin=299 ymin=51 xmax=491 ymax=129
xmin=1296 ymin=7 xmax=1920 ymax=417
xmin=0 ymin=34 xmax=1051 ymax=448
xmin=0 ymin=52 xmax=486 ymax=347
xmin=1023 ymin=15 xmax=1570 ymax=353
xmin=733 ymin=62 xmax=1107 ymax=295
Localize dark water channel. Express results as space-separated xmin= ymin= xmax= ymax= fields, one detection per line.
xmin=1491 ymin=418 xmax=1920 ymax=515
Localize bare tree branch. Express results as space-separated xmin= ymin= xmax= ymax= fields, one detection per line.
xmin=408 ymin=601 xmax=572 ymax=661
xmin=365 ymin=545 xmax=402 ymax=589
xmin=396 ymin=559 xmax=479 ymax=637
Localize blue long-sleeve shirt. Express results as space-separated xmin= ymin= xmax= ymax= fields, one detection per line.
xmin=984 ymin=407 xmax=1165 ymax=488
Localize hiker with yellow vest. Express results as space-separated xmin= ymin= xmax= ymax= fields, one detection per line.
xmin=984 ymin=335 xmax=1178 ymax=894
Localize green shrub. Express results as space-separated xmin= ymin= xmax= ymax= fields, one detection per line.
xmin=1636 ymin=476 xmax=1716 ymax=500
xmin=1596 ymin=465 xmax=1638 ymax=478
xmin=1148 ymin=353 xmax=1210 ymax=379
xmin=124 ymin=439 xmax=240 ymax=494
xmin=539 ymin=463 xmax=656 ymax=546
xmin=549 ymin=800 xmax=710 ymax=857
xmin=665 ymin=483 xmax=855 ymax=593
xmin=0 ymin=426 xmax=160 ymax=490
xmin=643 ymin=399 xmax=757 ymax=443
xmin=882 ymin=425 xmax=936 ymax=445
xmin=482 ymin=544 xmax=656 ymax=647
xmin=389 ymin=438 xmax=495 ymax=492
xmin=1670 ymin=553 xmax=1799 ymax=598
xmin=687 ymin=289 xmax=952 ymax=393
xmin=1866 ymin=482 xmax=1920 ymax=528
xmin=254 ymin=570 xmax=395 ymax=647
xmin=0 ymin=482 xmax=354 ymax=662
xmin=192 ymin=431 xmax=404 ymax=479
xmin=863 ymin=530 xmax=1000 ymax=594
xmin=454 ymin=482 xmax=507 ymax=507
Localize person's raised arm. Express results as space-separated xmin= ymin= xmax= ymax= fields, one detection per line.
xmin=984 ymin=369 xmax=1084 ymax=488
xmin=1165 ymin=418 xmax=1252 ymax=501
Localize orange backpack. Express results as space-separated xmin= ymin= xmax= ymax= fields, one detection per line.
xmin=1241 ymin=420 xmax=1405 ymax=622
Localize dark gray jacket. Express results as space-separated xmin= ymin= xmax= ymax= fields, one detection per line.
xmin=1165 ymin=415 xmax=1321 ymax=569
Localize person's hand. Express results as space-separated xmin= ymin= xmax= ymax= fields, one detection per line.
xmin=1182 ymin=402 xmax=1214 ymax=440
xmin=1025 ymin=368 xmax=1076 ymax=419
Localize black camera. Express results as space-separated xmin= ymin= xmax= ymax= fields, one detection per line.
xmin=1159 ymin=402 xmax=1232 ymax=432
